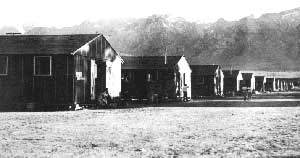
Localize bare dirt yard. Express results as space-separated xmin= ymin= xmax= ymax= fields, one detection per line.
xmin=1 ymin=102 xmax=300 ymax=157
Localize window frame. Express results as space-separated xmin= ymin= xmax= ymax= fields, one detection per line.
xmin=33 ymin=56 xmax=52 ymax=76
xmin=0 ymin=56 xmax=8 ymax=76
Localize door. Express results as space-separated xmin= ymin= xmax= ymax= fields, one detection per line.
xmin=95 ymin=60 xmax=106 ymax=98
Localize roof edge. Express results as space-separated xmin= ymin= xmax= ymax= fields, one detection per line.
xmin=0 ymin=33 xmax=102 ymax=37
xmin=71 ymin=34 xmax=102 ymax=55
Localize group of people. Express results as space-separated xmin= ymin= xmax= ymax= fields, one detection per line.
xmin=243 ymin=89 xmax=253 ymax=101
xmin=97 ymin=83 xmax=189 ymax=108
xmin=92 ymin=84 xmax=257 ymax=109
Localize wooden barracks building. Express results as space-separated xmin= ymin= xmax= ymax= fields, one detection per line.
xmin=223 ymin=70 xmax=243 ymax=95
xmin=0 ymin=34 xmax=122 ymax=110
xmin=121 ymin=56 xmax=192 ymax=101
xmin=190 ymin=65 xmax=224 ymax=97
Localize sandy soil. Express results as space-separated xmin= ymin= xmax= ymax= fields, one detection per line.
xmin=1 ymin=105 xmax=300 ymax=157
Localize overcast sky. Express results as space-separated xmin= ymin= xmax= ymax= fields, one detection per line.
xmin=1 ymin=0 xmax=300 ymax=29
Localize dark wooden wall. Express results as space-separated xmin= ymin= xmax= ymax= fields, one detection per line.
xmin=0 ymin=55 xmax=24 ymax=105
xmin=265 ymin=78 xmax=274 ymax=91
xmin=240 ymin=79 xmax=251 ymax=89
xmin=255 ymin=77 xmax=265 ymax=91
xmin=0 ymin=54 xmax=74 ymax=109
xmin=121 ymin=69 xmax=176 ymax=99
xmin=223 ymin=78 xmax=237 ymax=93
xmin=191 ymin=75 xmax=215 ymax=97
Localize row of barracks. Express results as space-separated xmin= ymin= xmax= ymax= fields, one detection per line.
xmin=0 ymin=34 xmax=300 ymax=110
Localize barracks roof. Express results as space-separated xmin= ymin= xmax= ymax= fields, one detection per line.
xmin=223 ymin=70 xmax=241 ymax=78
xmin=241 ymin=73 xmax=254 ymax=79
xmin=121 ymin=56 xmax=182 ymax=69
xmin=0 ymin=34 xmax=100 ymax=55
xmin=190 ymin=65 xmax=220 ymax=76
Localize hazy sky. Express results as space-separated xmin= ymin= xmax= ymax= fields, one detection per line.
xmin=1 ymin=0 xmax=300 ymax=29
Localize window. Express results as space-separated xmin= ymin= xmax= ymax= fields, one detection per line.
xmin=195 ymin=76 xmax=204 ymax=85
xmin=34 ymin=56 xmax=52 ymax=76
xmin=0 ymin=56 xmax=8 ymax=75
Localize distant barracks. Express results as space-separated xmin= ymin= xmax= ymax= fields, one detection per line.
xmin=0 ymin=34 xmax=300 ymax=110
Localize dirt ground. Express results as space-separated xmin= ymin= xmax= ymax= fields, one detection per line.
xmin=1 ymin=103 xmax=300 ymax=157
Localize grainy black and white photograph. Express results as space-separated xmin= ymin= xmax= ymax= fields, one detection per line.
xmin=1 ymin=0 xmax=300 ymax=157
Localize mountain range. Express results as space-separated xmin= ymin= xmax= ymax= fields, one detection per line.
xmin=1 ymin=7 xmax=300 ymax=71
